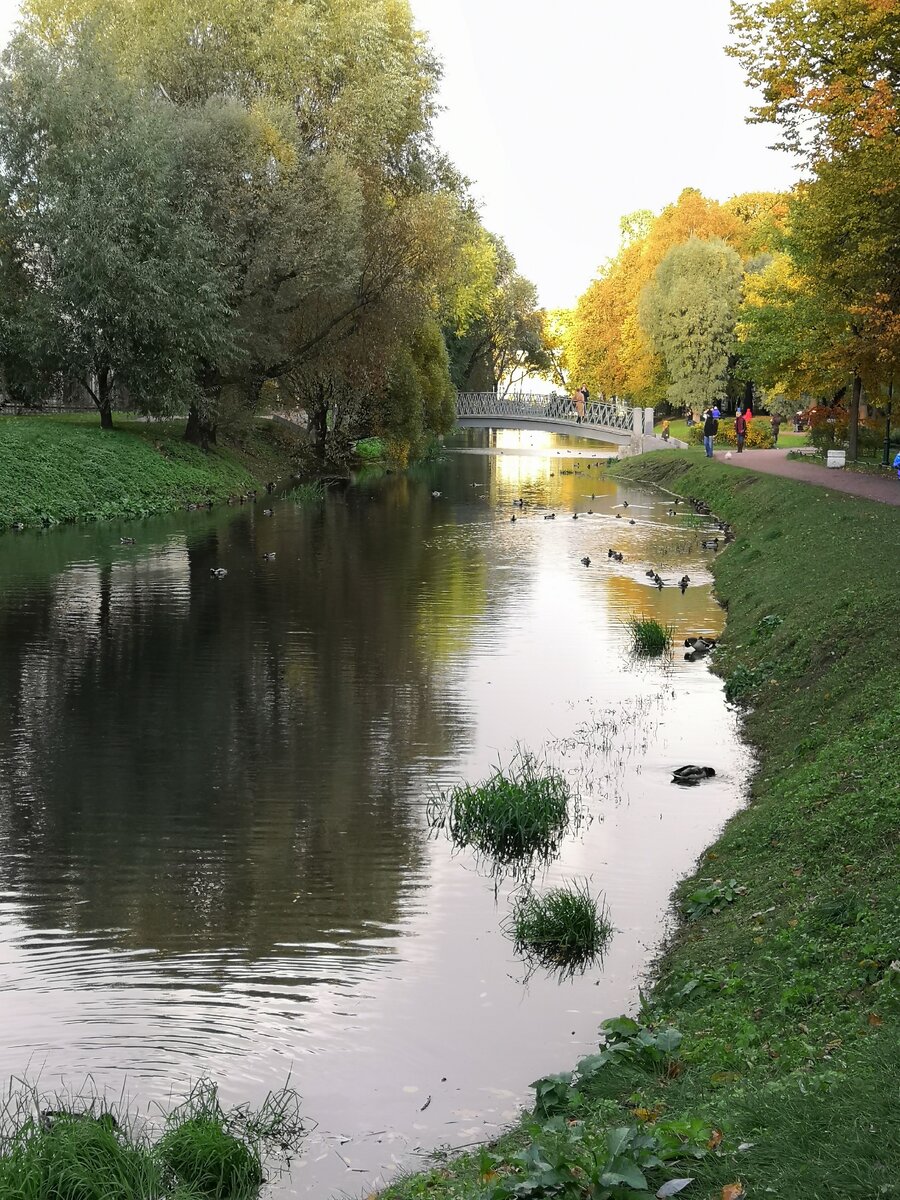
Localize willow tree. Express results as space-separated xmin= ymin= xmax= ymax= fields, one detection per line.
xmin=14 ymin=0 xmax=474 ymax=451
xmin=639 ymin=237 xmax=744 ymax=412
xmin=0 ymin=34 xmax=235 ymax=428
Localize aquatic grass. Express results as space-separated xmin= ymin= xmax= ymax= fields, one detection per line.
xmin=509 ymin=880 xmax=611 ymax=973
xmin=157 ymin=1117 xmax=262 ymax=1197
xmin=285 ymin=480 xmax=326 ymax=505
xmin=0 ymin=1080 xmax=304 ymax=1200
xmin=0 ymin=1109 xmax=161 ymax=1199
xmin=625 ymin=616 xmax=674 ymax=657
xmin=428 ymin=750 xmax=576 ymax=870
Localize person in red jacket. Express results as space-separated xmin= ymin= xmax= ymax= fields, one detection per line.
xmin=735 ymin=407 xmax=747 ymax=453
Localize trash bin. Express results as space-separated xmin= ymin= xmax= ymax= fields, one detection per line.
xmin=826 ymin=450 xmax=846 ymax=468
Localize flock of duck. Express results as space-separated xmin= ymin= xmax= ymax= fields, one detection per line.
xmin=115 ymin=479 xmax=283 ymax=576
xmin=504 ymin=491 xmax=734 ymax=596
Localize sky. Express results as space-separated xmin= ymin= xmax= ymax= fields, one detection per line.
xmin=0 ymin=0 xmax=799 ymax=308
xmin=409 ymin=0 xmax=798 ymax=307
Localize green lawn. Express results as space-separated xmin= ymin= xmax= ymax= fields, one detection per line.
xmin=0 ymin=414 xmax=304 ymax=529
xmin=383 ymin=454 xmax=900 ymax=1200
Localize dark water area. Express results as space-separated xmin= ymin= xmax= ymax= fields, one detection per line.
xmin=0 ymin=428 xmax=743 ymax=1195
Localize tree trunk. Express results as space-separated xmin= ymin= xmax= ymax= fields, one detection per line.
xmin=96 ymin=367 xmax=113 ymax=429
xmin=184 ymin=403 xmax=203 ymax=446
xmin=310 ymin=403 xmax=328 ymax=460
xmin=848 ymin=372 xmax=862 ymax=461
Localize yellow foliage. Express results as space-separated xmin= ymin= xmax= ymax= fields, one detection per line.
xmin=571 ymin=188 xmax=754 ymax=401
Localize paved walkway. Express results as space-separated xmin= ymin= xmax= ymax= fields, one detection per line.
xmin=715 ymin=448 xmax=900 ymax=507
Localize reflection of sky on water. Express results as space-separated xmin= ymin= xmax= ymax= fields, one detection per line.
xmin=0 ymin=435 xmax=744 ymax=1195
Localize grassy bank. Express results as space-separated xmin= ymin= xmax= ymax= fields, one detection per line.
xmin=0 ymin=415 xmax=307 ymax=529
xmin=384 ymin=453 xmax=900 ymax=1200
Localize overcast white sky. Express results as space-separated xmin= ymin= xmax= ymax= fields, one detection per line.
xmin=0 ymin=0 xmax=799 ymax=308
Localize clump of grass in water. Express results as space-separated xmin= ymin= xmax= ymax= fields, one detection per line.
xmin=428 ymin=750 xmax=576 ymax=869
xmin=509 ymin=880 xmax=611 ymax=973
xmin=0 ymin=1079 xmax=304 ymax=1200
xmin=626 ymin=616 xmax=673 ymax=657
xmin=0 ymin=1108 xmax=159 ymax=1199
xmin=285 ymin=480 xmax=326 ymax=505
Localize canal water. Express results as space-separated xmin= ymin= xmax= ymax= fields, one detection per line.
xmin=0 ymin=428 xmax=743 ymax=1195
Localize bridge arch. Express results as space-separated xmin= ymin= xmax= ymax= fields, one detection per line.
xmin=454 ymin=392 xmax=656 ymax=448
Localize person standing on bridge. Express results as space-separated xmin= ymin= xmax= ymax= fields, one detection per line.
xmin=573 ymin=388 xmax=585 ymax=423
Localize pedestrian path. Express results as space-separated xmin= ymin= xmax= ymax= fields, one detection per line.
xmin=717 ymin=448 xmax=900 ymax=507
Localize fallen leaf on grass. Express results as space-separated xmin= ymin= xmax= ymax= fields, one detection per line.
xmin=657 ymin=1180 xmax=694 ymax=1197
xmin=707 ymin=1128 xmax=723 ymax=1150
xmin=722 ymin=1185 xmax=746 ymax=1199
xmin=867 ymin=1012 xmax=883 ymax=1027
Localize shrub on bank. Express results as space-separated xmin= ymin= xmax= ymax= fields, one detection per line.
xmin=687 ymin=419 xmax=774 ymax=448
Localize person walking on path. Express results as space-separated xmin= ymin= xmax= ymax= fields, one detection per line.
xmin=771 ymin=413 xmax=782 ymax=445
xmin=661 ymin=418 xmax=670 ymax=441
xmin=703 ymin=409 xmax=718 ymax=458
xmin=735 ymin=408 xmax=747 ymax=453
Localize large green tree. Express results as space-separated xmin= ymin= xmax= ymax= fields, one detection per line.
xmin=0 ymin=34 xmax=235 ymax=427
xmin=639 ymin=236 xmax=744 ymax=412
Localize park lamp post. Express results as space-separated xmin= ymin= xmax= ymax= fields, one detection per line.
xmin=883 ymin=374 xmax=894 ymax=468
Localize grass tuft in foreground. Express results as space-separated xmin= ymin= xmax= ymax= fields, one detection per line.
xmin=509 ymin=880 xmax=611 ymax=974
xmin=625 ymin=616 xmax=673 ymax=656
xmin=0 ymin=1079 xmax=303 ymax=1199
xmin=428 ymin=750 xmax=576 ymax=871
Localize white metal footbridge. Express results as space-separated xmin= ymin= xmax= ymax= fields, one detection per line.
xmin=455 ymin=392 xmax=661 ymax=449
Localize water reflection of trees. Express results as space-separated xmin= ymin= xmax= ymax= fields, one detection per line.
xmin=0 ymin=475 xmax=492 ymax=961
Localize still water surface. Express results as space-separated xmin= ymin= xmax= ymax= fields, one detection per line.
xmin=0 ymin=429 xmax=743 ymax=1195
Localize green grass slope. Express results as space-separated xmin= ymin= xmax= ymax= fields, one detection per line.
xmin=0 ymin=416 xmax=301 ymax=528
xmin=383 ymin=453 xmax=900 ymax=1200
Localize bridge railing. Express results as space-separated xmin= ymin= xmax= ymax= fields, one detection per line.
xmin=455 ymin=391 xmax=640 ymax=433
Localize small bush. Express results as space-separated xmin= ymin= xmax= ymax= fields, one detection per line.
xmin=353 ymin=436 xmax=387 ymax=462
xmin=687 ymin=419 xmax=774 ymax=448
xmin=626 ymin=617 xmax=673 ymax=657
xmin=428 ymin=750 xmax=576 ymax=868
xmin=510 ymin=880 xmax=611 ymax=970
xmin=682 ymin=878 xmax=743 ymax=920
